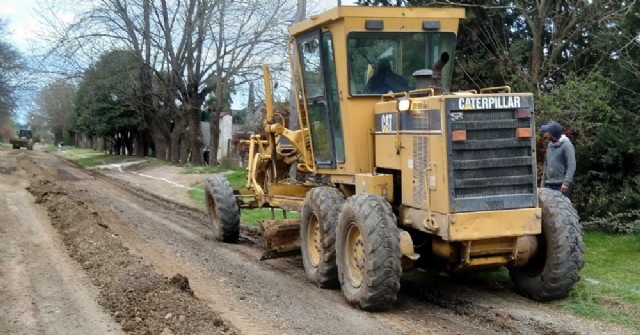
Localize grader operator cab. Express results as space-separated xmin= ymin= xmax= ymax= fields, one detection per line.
xmin=204 ymin=6 xmax=584 ymax=311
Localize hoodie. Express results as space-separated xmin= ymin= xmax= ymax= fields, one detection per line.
xmin=542 ymin=134 xmax=576 ymax=185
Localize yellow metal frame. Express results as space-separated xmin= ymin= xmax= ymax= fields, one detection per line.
xmin=242 ymin=65 xmax=316 ymax=207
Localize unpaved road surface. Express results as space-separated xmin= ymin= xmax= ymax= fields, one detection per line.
xmin=0 ymin=149 xmax=632 ymax=335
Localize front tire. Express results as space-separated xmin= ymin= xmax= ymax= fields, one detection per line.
xmin=300 ymin=187 xmax=344 ymax=288
xmin=509 ymin=188 xmax=585 ymax=301
xmin=336 ymin=194 xmax=402 ymax=311
xmin=204 ymin=174 xmax=240 ymax=242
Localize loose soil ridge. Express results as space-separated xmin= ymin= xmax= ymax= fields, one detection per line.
xmin=27 ymin=178 xmax=236 ymax=335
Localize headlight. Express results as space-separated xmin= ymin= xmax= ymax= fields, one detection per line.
xmin=397 ymin=97 xmax=411 ymax=112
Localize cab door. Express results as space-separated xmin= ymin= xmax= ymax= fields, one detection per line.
xmin=297 ymin=30 xmax=345 ymax=169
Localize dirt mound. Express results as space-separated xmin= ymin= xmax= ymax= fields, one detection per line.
xmin=27 ymin=179 xmax=236 ymax=335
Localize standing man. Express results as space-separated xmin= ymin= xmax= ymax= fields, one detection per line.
xmin=540 ymin=121 xmax=576 ymax=198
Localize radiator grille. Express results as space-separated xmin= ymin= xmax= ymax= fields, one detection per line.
xmin=413 ymin=136 xmax=429 ymax=207
xmin=449 ymin=108 xmax=535 ymax=212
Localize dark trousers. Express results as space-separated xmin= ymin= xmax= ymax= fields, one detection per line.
xmin=545 ymin=183 xmax=572 ymax=199
xmin=203 ymin=150 xmax=210 ymax=166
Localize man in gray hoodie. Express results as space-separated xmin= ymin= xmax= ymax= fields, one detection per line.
xmin=540 ymin=121 xmax=576 ymax=198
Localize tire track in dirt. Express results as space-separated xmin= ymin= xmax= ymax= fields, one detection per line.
xmin=17 ymin=152 xmax=237 ymax=335
xmin=88 ymin=196 xmax=279 ymax=335
xmin=0 ymin=151 xmax=124 ymax=335
xmin=78 ymin=183 xmax=407 ymax=335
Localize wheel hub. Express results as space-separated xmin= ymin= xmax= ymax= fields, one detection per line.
xmin=306 ymin=213 xmax=321 ymax=267
xmin=345 ymin=223 xmax=365 ymax=287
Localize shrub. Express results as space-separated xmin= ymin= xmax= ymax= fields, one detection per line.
xmin=583 ymin=210 xmax=640 ymax=235
xmin=537 ymin=73 xmax=640 ymax=223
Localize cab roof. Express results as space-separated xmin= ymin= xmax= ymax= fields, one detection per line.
xmin=288 ymin=6 xmax=465 ymax=36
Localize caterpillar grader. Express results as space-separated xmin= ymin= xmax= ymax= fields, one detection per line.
xmin=204 ymin=6 xmax=584 ymax=311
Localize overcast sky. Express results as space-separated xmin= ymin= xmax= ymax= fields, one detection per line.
xmin=0 ymin=0 xmax=40 ymax=51
xmin=1 ymin=0 xmax=356 ymax=52
xmin=1 ymin=0 xmax=357 ymax=119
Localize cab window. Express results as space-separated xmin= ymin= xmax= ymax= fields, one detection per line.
xmin=347 ymin=32 xmax=457 ymax=95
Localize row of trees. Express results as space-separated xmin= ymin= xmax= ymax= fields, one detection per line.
xmin=357 ymin=0 xmax=640 ymax=224
xmin=0 ymin=19 xmax=26 ymax=140
xmin=34 ymin=0 xmax=299 ymax=165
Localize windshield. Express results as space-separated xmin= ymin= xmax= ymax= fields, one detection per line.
xmin=347 ymin=32 xmax=457 ymax=95
xmin=19 ymin=129 xmax=32 ymax=138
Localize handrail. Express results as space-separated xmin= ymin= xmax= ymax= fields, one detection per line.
xmin=479 ymin=86 xmax=512 ymax=94
xmin=286 ymin=38 xmax=315 ymax=172
xmin=408 ymin=87 xmax=435 ymax=97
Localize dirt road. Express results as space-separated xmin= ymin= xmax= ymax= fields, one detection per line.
xmin=0 ymin=149 xmax=631 ymax=335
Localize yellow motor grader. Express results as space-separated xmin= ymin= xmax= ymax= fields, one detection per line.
xmin=204 ymin=6 xmax=584 ymax=311
xmin=10 ymin=129 xmax=35 ymax=150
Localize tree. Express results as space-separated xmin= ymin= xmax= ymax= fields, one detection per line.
xmin=47 ymin=0 xmax=296 ymax=165
xmin=356 ymin=0 xmax=637 ymax=93
xmin=34 ymin=80 xmax=76 ymax=145
xmin=73 ymin=50 xmax=146 ymax=154
xmin=0 ymin=18 xmax=25 ymax=140
xmin=244 ymin=83 xmax=265 ymax=132
xmin=151 ymin=0 xmax=295 ymax=165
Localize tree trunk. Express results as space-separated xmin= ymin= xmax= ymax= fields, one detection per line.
xmin=515 ymin=0 xmax=548 ymax=93
xmin=136 ymin=130 xmax=146 ymax=157
xmin=171 ymin=131 xmax=181 ymax=163
xmin=210 ymin=109 xmax=221 ymax=166
xmin=125 ymin=131 xmax=134 ymax=156
xmin=152 ymin=131 xmax=167 ymax=159
xmin=145 ymin=107 xmax=172 ymax=160
xmin=171 ymin=112 xmax=186 ymax=163
xmin=187 ymin=105 xmax=204 ymax=166
xmin=151 ymin=121 xmax=169 ymax=159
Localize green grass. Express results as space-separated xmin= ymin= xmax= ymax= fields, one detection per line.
xmin=239 ymin=208 xmax=300 ymax=228
xmin=188 ymin=185 xmax=207 ymax=210
xmin=182 ymin=165 xmax=244 ymax=175
xmin=557 ymin=231 xmax=640 ymax=331
xmin=188 ymin=177 xmax=300 ymax=228
xmin=224 ymin=171 xmax=248 ymax=189
xmin=58 ymin=148 xmax=146 ymax=168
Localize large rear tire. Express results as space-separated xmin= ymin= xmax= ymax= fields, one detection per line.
xmin=336 ymin=194 xmax=402 ymax=311
xmin=204 ymin=174 xmax=240 ymax=242
xmin=300 ymin=187 xmax=344 ymax=288
xmin=509 ymin=188 xmax=585 ymax=301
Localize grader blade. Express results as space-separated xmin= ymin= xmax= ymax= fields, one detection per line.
xmin=260 ymin=219 xmax=301 ymax=260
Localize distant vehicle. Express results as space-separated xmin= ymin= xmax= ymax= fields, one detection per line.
xmin=10 ymin=129 xmax=35 ymax=150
